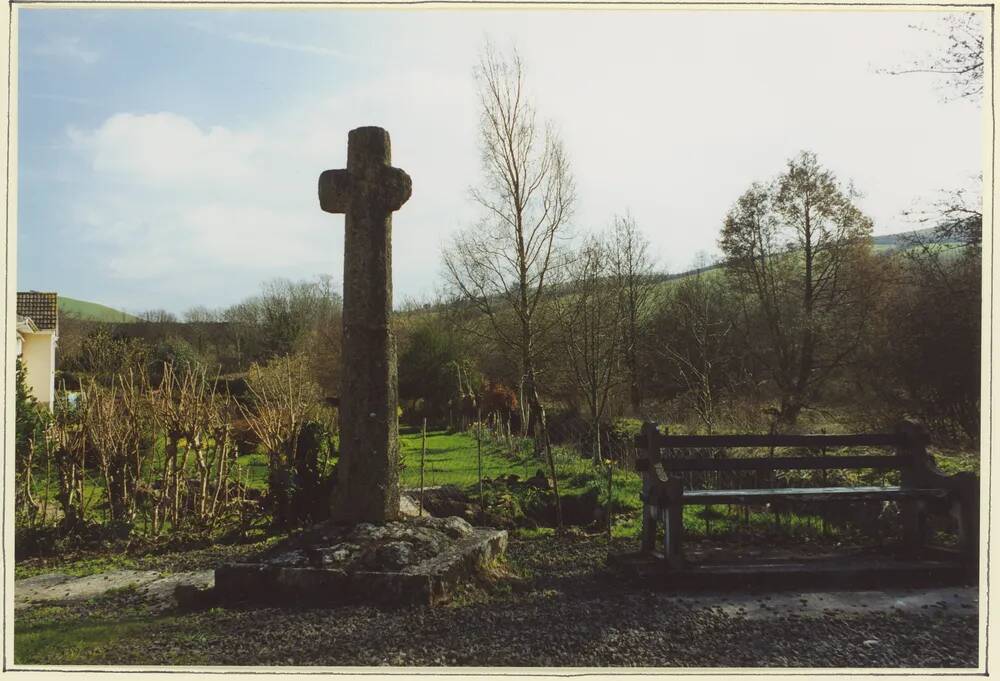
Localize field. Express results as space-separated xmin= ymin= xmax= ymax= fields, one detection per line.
xmin=58 ymin=296 xmax=138 ymax=323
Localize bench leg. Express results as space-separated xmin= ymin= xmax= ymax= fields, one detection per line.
xmin=956 ymin=474 xmax=979 ymax=577
xmin=663 ymin=478 xmax=684 ymax=569
xmin=641 ymin=501 xmax=656 ymax=554
xmin=900 ymin=499 xmax=928 ymax=555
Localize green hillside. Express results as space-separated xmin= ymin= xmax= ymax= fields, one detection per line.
xmin=58 ymin=296 xmax=138 ymax=323
xmin=654 ymin=227 xmax=961 ymax=291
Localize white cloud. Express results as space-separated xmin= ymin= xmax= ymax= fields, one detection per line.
xmin=68 ymin=111 xmax=330 ymax=288
xmin=58 ymin=10 xmax=984 ymax=310
xmin=31 ymin=35 xmax=99 ymax=65
xmin=70 ymin=113 xmax=259 ymax=188
xmin=64 ymin=68 xmax=479 ymax=306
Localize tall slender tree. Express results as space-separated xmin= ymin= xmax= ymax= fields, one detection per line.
xmin=720 ymin=151 xmax=878 ymax=426
xmin=608 ymin=213 xmax=656 ymax=414
xmin=443 ymin=41 xmax=575 ymax=442
xmin=556 ymin=236 xmax=623 ymax=458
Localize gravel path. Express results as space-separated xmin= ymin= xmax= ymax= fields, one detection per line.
xmin=15 ymin=535 xmax=979 ymax=668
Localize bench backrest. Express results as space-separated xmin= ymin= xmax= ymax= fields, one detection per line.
xmin=636 ymin=431 xmax=911 ymax=473
xmin=634 ymin=422 xmax=931 ymax=477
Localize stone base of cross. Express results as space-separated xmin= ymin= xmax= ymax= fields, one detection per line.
xmin=319 ymin=126 xmax=411 ymax=524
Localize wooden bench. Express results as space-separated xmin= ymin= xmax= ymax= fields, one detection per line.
xmin=634 ymin=420 xmax=978 ymax=574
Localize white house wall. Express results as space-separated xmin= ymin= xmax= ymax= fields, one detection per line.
xmin=20 ymin=331 xmax=55 ymax=409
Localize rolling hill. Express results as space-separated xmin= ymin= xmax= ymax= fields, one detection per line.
xmin=58 ymin=296 xmax=139 ymax=323
xmin=656 ymin=227 xmax=956 ymax=286
xmin=49 ymin=229 xmax=958 ymax=324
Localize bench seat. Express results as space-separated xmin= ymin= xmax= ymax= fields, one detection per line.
xmin=634 ymin=421 xmax=979 ymax=577
xmin=680 ymin=485 xmax=951 ymax=506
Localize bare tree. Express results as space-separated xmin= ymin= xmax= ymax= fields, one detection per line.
xmin=903 ymin=184 xmax=983 ymax=253
xmin=82 ymin=369 xmax=155 ymax=525
xmin=148 ymin=363 xmax=234 ymax=531
xmin=138 ymin=309 xmax=179 ymax=323
xmin=238 ymin=354 xmax=324 ymax=528
xmin=184 ymin=306 xmax=221 ymax=323
xmin=886 ymin=12 xmax=984 ymax=100
xmin=608 ymin=213 xmax=656 ymax=414
xmin=443 ymin=41 xmax=574 ymax=528
xmin=556 ymin=236 xmax=623 ymax=459
xmin=889 ymin=183 xmax=982 ymax=442
xmin=443 ymin=40 xmax=575 ymax=443
xmin=658 ymin=272 xmax=737 ymax=434
xmin=720 ymin=151 xmax=878 ymax=426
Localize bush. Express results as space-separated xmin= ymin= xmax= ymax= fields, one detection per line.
xmin=241 ymin=354 xmax=330 ymax=529
xmin=15 ymin=357 xmax=48 ymax=527
xmin=15 ymin=357 xmax=46 ymax=457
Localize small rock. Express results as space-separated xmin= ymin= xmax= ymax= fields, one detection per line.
xmin=267 ymin=551 xmax=308 ymax=567
xmin=399 ymin=494 xmax=421 ymax=518
xmin=438 ymin=516 xmax=474 ymax=539
xmin=377 ymin=541 xmax=414 ymax=570
xmin=174 ymin=584 xmax=216 ymax=611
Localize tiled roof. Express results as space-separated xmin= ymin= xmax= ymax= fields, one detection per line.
xmin=16 ymin=291 xmax=58 ymax=330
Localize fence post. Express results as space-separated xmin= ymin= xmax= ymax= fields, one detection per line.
xmin=639 ymin=422 xmax=658 ymax=553
xmin=821 ymin=440 xmax=828 ymax=536
xmin=606 ymin=445 xmax=613 ymax=540
xmin=477 ymin=407 xmax=484 ymax=519
xmin=420 ymin=417 xmax=427 ymax=517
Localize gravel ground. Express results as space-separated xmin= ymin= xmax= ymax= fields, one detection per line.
xmin=15 ymin=534 xmax=979 ymax=668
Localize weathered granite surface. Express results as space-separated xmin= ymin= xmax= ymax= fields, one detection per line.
xmin=213 ymin=515 xmax=507 ymax=607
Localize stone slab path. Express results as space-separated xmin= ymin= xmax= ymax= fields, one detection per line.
xmin=16 ymin=569 xmax=214 ymax=611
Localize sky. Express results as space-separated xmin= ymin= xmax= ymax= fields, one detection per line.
xmin=16 ymin=7 xmax=985 ymax=315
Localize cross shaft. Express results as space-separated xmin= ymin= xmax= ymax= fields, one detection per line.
xmin=318 ymin=126 xmax=411 ymax=525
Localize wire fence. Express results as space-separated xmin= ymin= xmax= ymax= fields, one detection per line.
xmin=397 ymin=413 xmax=961 ymax=546
xmin=398 ymin=411 xmax=641 ymax=537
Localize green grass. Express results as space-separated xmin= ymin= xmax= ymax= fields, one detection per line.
xmin=399 ymin=428 xmax=541 ymax=489
xmin=58 ymin=296 xmax=139 ymax=323
xmin=15 ymin=601 xmax=155 ymax=665
xmin=235 ymin=451 xmax=271 ymax=489
xmin=15 ymin=612 xmax=166 ymax=665
xmin=932 ymin=449 xmax=980 ymax=475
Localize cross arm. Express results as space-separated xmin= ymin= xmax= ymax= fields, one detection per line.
xmin=319 ymin=169 xmax=351 ymax=214
xmin=376 ymin=166 xmax=412 ymax=212
xmin=318 ymin=166 xmax=412 ymax=214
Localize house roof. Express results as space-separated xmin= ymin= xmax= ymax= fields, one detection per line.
xmin=16 ymin=291 xmax=58 ymax=331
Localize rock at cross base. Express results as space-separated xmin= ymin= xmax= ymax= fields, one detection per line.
xmin=319 ymin=126 xmax=411 ymax=524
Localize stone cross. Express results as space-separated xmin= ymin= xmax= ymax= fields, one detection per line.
xmin=319 ymin=126 xmax=411 ymax=524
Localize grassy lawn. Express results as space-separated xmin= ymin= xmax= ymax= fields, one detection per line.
xmin=16 ymin=611 xmax=159 ymax=665
xmin=399 ymin=427 xmax=543 ymax=490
